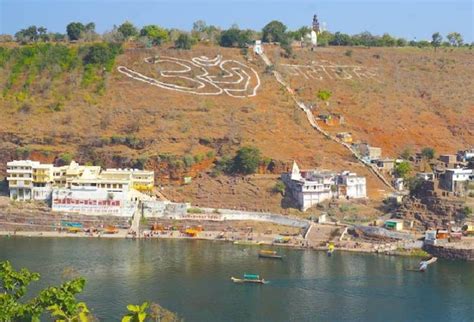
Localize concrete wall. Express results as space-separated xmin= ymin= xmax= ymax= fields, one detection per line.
xmin=355 ymin=225 xmax=415 ymax=240
xmin=424 ymin=244 xmax=474 ymax=261
xmin=142 ymin=201 xmax=309 ymax=228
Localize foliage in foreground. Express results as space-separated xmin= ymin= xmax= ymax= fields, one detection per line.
xmin=0 ymin=261 xmax=181 ymax=322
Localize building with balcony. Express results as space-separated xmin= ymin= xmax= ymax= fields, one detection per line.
xmin=282 ymin=161 xmax=367 ymax=211
xmin=101 ymin=168 xmax=154 ymax=192
xmin=6 ymin=160 xmax=37 ymax=200
xmin=6 ymin=160 xmax=155 ymax=215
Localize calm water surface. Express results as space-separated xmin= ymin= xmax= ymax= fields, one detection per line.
xmin=1 ymin=237 xmax=473 ymax=321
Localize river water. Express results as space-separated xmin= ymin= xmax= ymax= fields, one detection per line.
xmin=1 ymin=237 xmax=473 ymax=321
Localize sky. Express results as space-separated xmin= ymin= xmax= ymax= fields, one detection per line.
xmin=1 ymin=0 xmax=473 ymax=42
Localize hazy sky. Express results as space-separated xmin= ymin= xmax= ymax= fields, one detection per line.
xmin=1 ymin=0 xmax=473 ymax=42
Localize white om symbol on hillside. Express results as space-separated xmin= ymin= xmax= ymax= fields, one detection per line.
xmin=117 ymin=55 xmax=261 ymax=98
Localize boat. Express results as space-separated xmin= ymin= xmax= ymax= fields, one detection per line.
xmin=103 ymin=226 xmax=119 ymax=234
xmin=419 ymin=257 xmax=437 ymax=272
xmin=258 ymin=250 xmax=283 ymax=259
xmin=327 ymin=242 xmax=335 ymax=256
xmin=406 ymin=257 xmax=438 ymax=272
xmin=231 ymin=273 xmax=267 ymax=284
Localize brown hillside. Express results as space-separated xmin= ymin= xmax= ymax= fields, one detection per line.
xmin=0 ymin=44 xmax=472 ymax=212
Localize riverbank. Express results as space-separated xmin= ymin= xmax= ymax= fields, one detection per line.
xmin=0 ymin=229 xmax=432 ymax=259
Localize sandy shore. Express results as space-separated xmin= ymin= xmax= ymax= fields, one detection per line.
xmin=0 ymin=229 xmax=382 ymax=255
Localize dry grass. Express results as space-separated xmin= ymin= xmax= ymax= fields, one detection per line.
xmin=0 ymin=44 xmax=472 ymax=213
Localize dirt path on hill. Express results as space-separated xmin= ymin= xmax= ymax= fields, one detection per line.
xmin=259 ymin=52 xmax=395 ymax=192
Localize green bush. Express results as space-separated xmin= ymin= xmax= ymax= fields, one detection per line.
xmin=16 ymin=146 xmax=31 ymax=158
xmin=219 ymin=28 xmax=252 ymax=48
xmin=183 ymin=154 xmax=195 ymax=167
xmin=174 ymin=33 xmax=194 ymax=49
xmin=272 ymin=180 xmax=286 ymax=195
xmin=421 ymin=147 xmax=436 ymax=160
xmin=317 ymin=90 xmax=332 ymax=102
xmin=395 ymin=161 xmax=412 ymax=179
xmin=58 ymin=152 xmax=73 ymax=165
xmin=206 ymin=150 xmax=215 ymax=159
xmin=1 ymin=42 xmax=120 ymax=97
xmin=232 ymin=146 xmax=261 ymax=174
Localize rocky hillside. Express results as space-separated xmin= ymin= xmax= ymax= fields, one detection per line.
xmin=0 ymin=42 xmax=472 ymax=213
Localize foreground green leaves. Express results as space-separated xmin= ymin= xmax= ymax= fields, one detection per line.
xmin=0 ymin=261 xmax=182 ymax=321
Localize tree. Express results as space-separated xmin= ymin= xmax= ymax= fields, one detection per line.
xmin=192 ymin=20 xmax=207 ymax=33
xmin=394 ymin=161 xmax=412 ymax=179
xmin=421 ymin=147 xmax=435 ymax=160
xmin=262 ymin=20 xmax=287 ymax=43
xmin=140 ymin=25 xmax=169 ymax=45
xmin=417 ymin=40 xmax=431 ymax=48
xmin=118 ymin=21 xmax=138 ymax=39
xmin=85 ymin=22 xmax=95 ymax=33
xmin=0 ymin=261 xmax=89 ymax=321
xmin=66 ymin=22 xmax=85 ymax=41
xmin=380 ymin=33 xmax=396 ymax=47
xmin=103 ymin=26 xmax=125 ymax=43
xmin=431 ymin=32 xmax=442 ymax=50
xmin=175 ymin=33 xmax=194 ymax=49
xmin=1 ymin=261 xmax=180 ymax=321
xmin=219 ymin=28 xmax=251 ymax=48
xmin=38 ymin=27 xmax=47 ymax=40
xmin=51 ymin=33 xmax=66 ymax=42
xmin=15 ymin=25 xmax=40 ymax=43
xmin=288 ymin=26 xmax=311 ymax=41
xmin=447 ymin=32 xmax=463 ymax=47
xmin=232 ymin=146 xmax=261 ymax=174
xmin=407 ymin=177 xmax=423 ymax=195
xmin=122 ymin=302 xmax=149 ymax=322
xmin=396 ymin=38 xmax=408 ymax=47
xmin=317 ymin=31 xmax=334 ymax=47
xmin=280 ymin=35 xmax=293 ymax=57
xmin=330 ymin=32 xmax=351 ymax=46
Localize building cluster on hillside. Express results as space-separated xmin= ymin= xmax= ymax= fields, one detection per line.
xmin=6 ymin=160 xmax=154 ymax=216
xmin=282 ymin=161 xmax=366 ymax=211
xmin=410 ymin=148 xmax=474 ymax=196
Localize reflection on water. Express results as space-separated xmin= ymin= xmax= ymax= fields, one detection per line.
xmin=1 ymin=238 xmax=473 ymax=321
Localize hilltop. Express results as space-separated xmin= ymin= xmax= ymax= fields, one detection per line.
xmin=0 ymin=42 xmax=472 ymax=214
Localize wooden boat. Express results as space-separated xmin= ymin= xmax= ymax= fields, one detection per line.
xmin=258 ymin=250 xmax=283 ymax=259
xmin=231 ymin=274 xmax=267 ymax=284
xmin=419 ymin=257 xmax=437 ymax=272
xmin=406 ymin=257 xmax=438 ymax=272
xmin=103 ymin=226 xmax=119 ymax=234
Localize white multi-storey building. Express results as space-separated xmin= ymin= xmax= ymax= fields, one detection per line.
xmin=7 ymin=160 xmax=155 ymax=215
xmin=7 ymin=160 xmax=37 ymax=200
xmin=441 ymin=168 xmax=473 ymax=193
xmin=282 ymin=161 xmax=367 ymax=211
xmin=6 ymin=160 xmax=56 ymax=201
xmin=337 ymin=171 xmax=367 ymax=199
